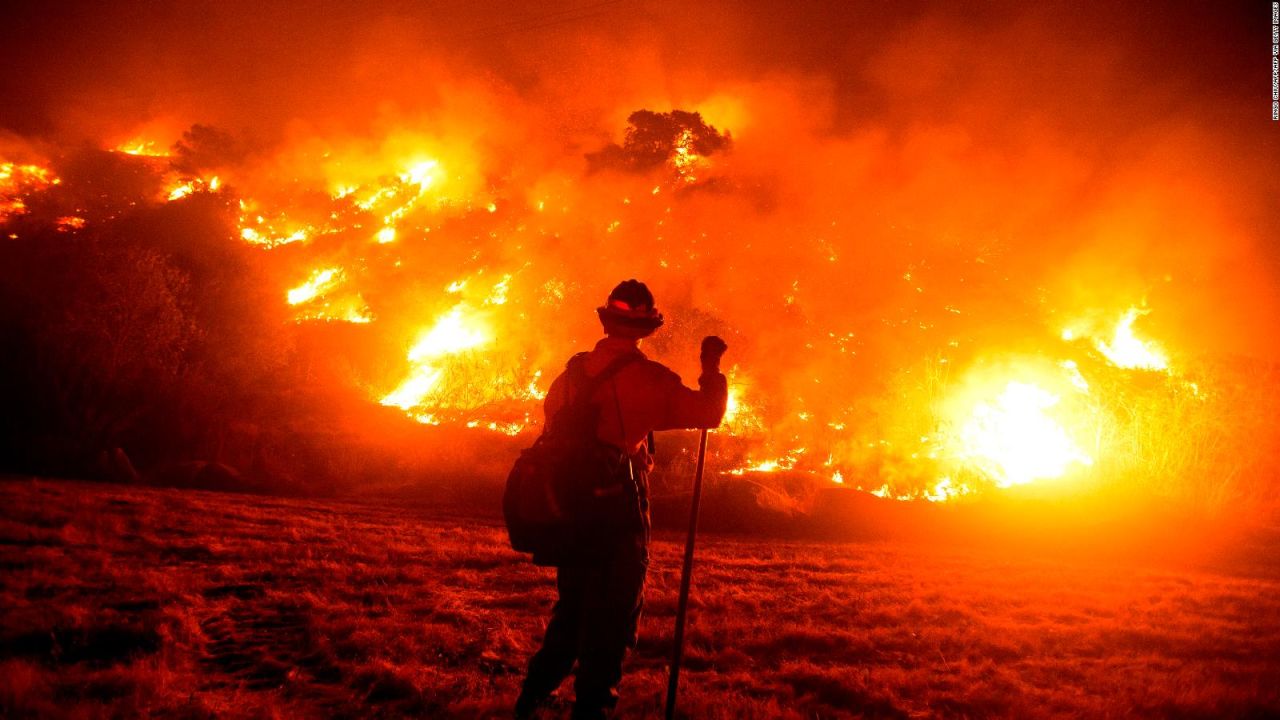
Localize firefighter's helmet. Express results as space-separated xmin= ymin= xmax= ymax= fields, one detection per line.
xmin=597 ymin=279 xmax=664 ymax=336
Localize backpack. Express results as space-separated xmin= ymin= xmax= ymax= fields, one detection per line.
xmin=503 ymin=352 xmax=641 ymax=565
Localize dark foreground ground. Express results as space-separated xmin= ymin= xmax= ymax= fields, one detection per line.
xmin=2 ymin=477 xmax=1279 ymax=719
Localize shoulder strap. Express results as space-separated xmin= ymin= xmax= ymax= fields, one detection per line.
xmin=544 ymin=351 xmax=642 ymax=434
xmin=570 ymin=352 xmax=641 ymax=411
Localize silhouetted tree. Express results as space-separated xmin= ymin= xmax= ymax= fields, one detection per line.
xmin=587 ymin=110 xmax=731 ymax=173
xmin=0 ymin=154 xmax=298 ymax=480
xmin=0 ymin=234 xmax=196 ymax=474
xmin=171 ymin=124 xmax=247 ymax=175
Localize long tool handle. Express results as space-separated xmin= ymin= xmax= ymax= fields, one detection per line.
xmin=665 ymin=428 xmax=709 ymax=720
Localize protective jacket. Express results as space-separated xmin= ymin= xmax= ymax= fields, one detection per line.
xmin=544 ymin=336 xmax=728 ymax=462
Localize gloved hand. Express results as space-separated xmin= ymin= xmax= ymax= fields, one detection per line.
xmin=700 ymin=335 xmax=728 ymax=372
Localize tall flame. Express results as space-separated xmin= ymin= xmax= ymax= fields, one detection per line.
xmin=1095 ymin=308 xmax=1168 ymax=371
xmin=1064 ymin=307 xmax=1169 ymax=371
xmin=381 ymin=305 xmax=491 ymax=411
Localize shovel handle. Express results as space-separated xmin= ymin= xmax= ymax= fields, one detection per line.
xmin=666 ymin=427 xmax=709 ymax=720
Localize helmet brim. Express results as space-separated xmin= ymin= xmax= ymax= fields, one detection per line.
xmin=597 ymin=306 xmax=664 ymax=334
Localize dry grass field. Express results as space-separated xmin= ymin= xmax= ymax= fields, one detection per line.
xmin=2 ymin=477 xmax=1279 ymax=719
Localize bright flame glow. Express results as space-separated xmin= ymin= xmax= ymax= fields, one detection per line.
xmin=720 ymin=373 xmax=765 ymax=434
xmin=924 ymin=476 xmax=970 ymax=502
xmin=524 ymin=370 xmax=547 ymax=400
xmin=1095 ymin=308 xmax=1168 ymax=370
xmin=723 ymin=386 xmax=743 ymax=424
xmin=383 ymin=368 xmax=445 ymax=411
xmin=55 ymin=216 xmax=86 ymax=231
xmin=671 ymin=128 xmax=704 ymax=182
xmin=1 ymin=162 xmax=60 ymax=223
xmin=957 ymin=381 xmax=1092 ymax=488
xmin=381 ymin=305 xmax=490 ymax=410
xmin=114 ymin=140 xmax=170 ymax=157
xmin=1060 ymin=359 xmax=1090 ymax=391
xmin=401 ymin=160 xmax=439 ymax=188
xmin=239 ymin=215 xmax=310 ymax=247
xmin=405 ymin=306 xmax=488 ymax=362
xmin=292 ymin=301 xmax=374 ymax=325
xmin=487 ymin=274 xmax=512 ymax=305
xmin=166 ymin=176 xmax=218 ymax=201
xmin=287 ymin=268 xmax=344 ymax=305
xmin=728 ymin=448 xmax=805 ymax=475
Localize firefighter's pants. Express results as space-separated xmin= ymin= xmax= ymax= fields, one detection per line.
xmin=520 ymin=540 xmax=647 ymax=717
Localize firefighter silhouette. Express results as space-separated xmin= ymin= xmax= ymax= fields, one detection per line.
xmin=516 ymin=279 xmax=728 ymax=719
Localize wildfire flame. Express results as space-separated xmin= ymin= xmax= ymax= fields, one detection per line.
xmin=381 ymin=304 xmax=491 ymax=411
xmin=287 ymin=268 xmax=344 ymax=306
xmin=0 ymin=136 xmax=1199 ymax=503
xmin=1 ymin=162 xmax=59 ymax=224
xmin=720 ymin=373 xmax=765 ymax=435
xmin=166 ymin=176 xmax=219 ymax=201
xmin=671 ymin=129 xmax=703 ymax=182
xmin=866 ymin=476 xmax=973 ymax=503
xmin=727 ymin=448 xmax=805 ymax=476
xmin=1094 ymin=308 xmax=1168 ymax=371
xmin=1064 ymin=307 xmax=1169 ymax=372
xmin=0 ymin=57 xmax=1254 ymax=509
xmin=723 ymin=386 xmax=744 ymax=425
xmin=114 ymin=140 xmax=170 ymax=157
xmin=55 ymin=216 xmax=86 ymax=232
xmin=954 ymin=380 xmax=1093 ymax=488
xmin=240 ymin=225 xmax=310 ymax=249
